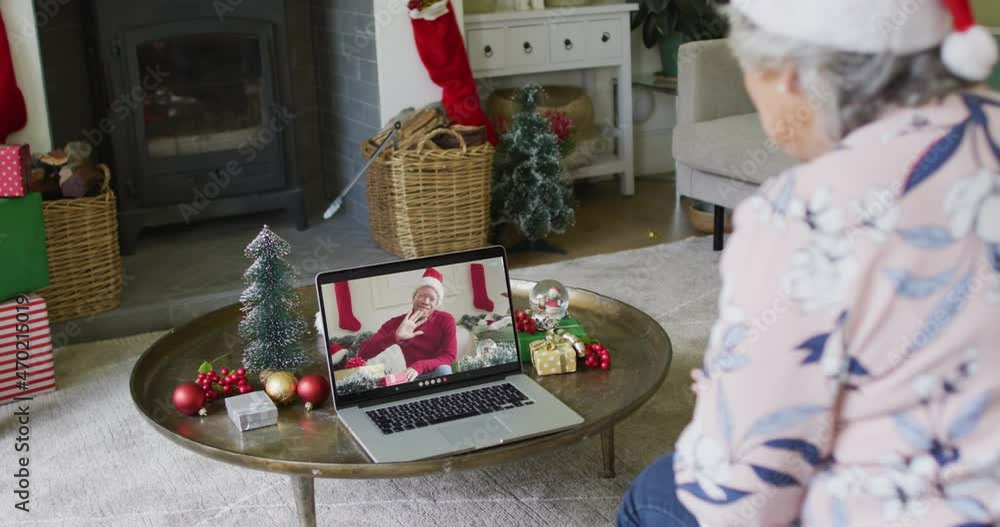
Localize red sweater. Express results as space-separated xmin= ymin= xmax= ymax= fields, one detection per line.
xmin=357 ymin=310 xmax=457 ymax=375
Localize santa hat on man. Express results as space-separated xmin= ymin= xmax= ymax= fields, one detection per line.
xmin=416 ymin=268 xmax=444 ymax=301
xmin=731 ymin=0 xmax=999 ymax=82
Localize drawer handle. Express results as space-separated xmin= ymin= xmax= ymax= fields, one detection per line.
xmin=601 ymin=32 xmax=611 ymax=43
xmin=484 ymin=45 xmax=493 ymax=57
xmin=564 ymin=38 xmax=573 ymax=50
xmin=523 ymin=41 xmax=533 ymax=54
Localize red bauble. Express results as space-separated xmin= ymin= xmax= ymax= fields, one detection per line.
xmin=297 ymin=374 xmax=331 ymax=411
xmin=173 ymin=382 xmax=206 ymax=416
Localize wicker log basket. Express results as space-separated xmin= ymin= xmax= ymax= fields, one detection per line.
xmin=365 ymin=128 xmax=494 ymax=258
xmin=37 ymin=164 xmax=123 ymax=322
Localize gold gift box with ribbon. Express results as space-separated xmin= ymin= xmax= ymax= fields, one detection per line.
xmin=530 ymin=331 xmax=578 ymax=376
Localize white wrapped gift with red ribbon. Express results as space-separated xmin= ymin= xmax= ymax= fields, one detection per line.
xmin=1 ymin=294 xmax=57 ymax=404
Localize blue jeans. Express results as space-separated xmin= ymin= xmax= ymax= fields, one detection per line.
xmin=415 ymin=364 xmax=452 ymax=381
xmin=618 ymin=453 xmax=699 ymax=527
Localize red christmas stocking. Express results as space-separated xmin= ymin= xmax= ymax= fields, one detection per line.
xmin=0 ymin=12 xmax=27 ymax=141
xmin=410 ymin=1 xmax=497 ymax=145
xmin=470 ymin=263 xmax=494 ymax=312
xmin=334 ymin=281 xmax=362 ymax=332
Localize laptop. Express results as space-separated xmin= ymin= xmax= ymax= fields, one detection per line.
xmin=315 ymin=246 xmax=584 ymax=463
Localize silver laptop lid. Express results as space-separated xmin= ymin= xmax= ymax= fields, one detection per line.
xmin=315 ymin=246 xmax=521 ymax=409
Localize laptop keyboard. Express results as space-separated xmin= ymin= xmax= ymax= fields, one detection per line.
xmin=366 ymin=383 xmax=534 ymax=435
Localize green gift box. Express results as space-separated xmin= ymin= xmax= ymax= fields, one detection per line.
xmin=0 ymin=193 xmax=49 ymax=301
xmin=516 ymin=317 xmax=588 ymax=363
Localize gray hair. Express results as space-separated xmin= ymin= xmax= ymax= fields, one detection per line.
xmin=725 ymin=8 xmax=973 ymax=140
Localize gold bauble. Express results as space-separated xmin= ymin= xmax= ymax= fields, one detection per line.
xmin=264 ymin=371 xmax=298 ymax=406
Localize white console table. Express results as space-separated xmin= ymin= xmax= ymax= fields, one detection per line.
xmin=464 ymin=4 xmax=638 ymax=196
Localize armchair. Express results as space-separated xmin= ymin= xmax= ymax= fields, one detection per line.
xmin=672 ymin=39 xmax=797 ymax=250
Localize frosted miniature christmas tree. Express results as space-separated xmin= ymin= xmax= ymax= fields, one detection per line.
xmin=492 ymin=83 xmax=575 ymax=251
xmin=239 ymin=225 xmax=307 ymax=373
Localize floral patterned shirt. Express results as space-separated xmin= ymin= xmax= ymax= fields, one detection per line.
xmin=674 ymin=89 xmax=1000 ymax=527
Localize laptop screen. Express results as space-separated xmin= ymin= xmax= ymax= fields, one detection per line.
xmin=316 ymin=248 xmax=518 ymax=405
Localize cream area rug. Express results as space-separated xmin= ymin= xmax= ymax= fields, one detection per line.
xmin=1 ymin=237 xmax=722 ymax=526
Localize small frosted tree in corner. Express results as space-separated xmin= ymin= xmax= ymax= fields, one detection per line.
xmin=239 ymin=225 xmax=307 ymax=373
xmin=492 ymin=83 xmax=575 ymax=250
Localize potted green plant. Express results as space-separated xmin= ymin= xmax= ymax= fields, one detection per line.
xmin=628 ymin=0 xmax=727 ymax=77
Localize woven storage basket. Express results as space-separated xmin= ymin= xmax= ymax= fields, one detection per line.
xmin=366 ymin=128 xmax=494 ymax=258
xmin=487 ymin=85 xmax=594 ymax=139
xmin=37 ymin=164 xmax=123 ymax=321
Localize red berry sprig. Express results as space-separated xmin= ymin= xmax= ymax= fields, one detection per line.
xmin=583 ymin=342 xmax=612 ymax=370
xmin=196 ymin=363 xmax=252 ymax=402
xmin=514 ymin=309 xmax=538 ymax=334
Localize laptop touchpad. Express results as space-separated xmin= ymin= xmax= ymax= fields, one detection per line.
xmin=437 ymin=416 xmax=512 ymax=449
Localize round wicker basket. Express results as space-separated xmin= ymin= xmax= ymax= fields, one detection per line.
xmin=681 ymin=197 xmax=733 ymax=235
xmin=487 ymin=85 xmax=594 ymax=140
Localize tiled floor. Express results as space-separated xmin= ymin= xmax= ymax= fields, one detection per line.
xmin=53 ymin=176 xmax=706 ymax=343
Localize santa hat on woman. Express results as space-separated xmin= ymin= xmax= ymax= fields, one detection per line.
xmin=731 ymin=0 xmax=999 ymax=81
xmin=416 ymin=268 xmax=444 ymax=300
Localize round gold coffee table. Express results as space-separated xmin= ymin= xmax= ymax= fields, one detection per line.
xmin=130 ymin=279 xmax=672 ymax=526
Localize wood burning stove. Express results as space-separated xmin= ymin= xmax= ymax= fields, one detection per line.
xmin=92 ymin=0 xmax=306 ymax=254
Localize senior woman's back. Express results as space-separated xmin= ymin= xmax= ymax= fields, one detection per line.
xmin=675 ymin=89 xmax=1000 ymax=526
xmin=618 ymin=1 xmax=1000 ymax=526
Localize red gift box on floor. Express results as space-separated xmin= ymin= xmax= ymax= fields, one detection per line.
xmin=0 ymin=144 xmax=31 ymax=198
xmin=1 ymin=294 xmax=57 ymax=405
xmin=379 ymin=371 xmax=408 ymax=387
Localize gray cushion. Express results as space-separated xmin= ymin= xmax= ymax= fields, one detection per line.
xmin=672 ymin=113 xmax=798 ymax=185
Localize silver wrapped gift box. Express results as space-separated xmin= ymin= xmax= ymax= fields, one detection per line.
xmin=225 ymin=391 xmax=278 ymax=432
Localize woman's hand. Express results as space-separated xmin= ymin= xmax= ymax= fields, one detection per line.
xmin=395 ymin=311 xmax=427 ymax=342
xmin=405 ymin=368 xmax=419 ymax=382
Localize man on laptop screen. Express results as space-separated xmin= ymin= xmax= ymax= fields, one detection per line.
xmin=315 ymin=247 xmax=582 ymax=463
xmin=356 ymin=268 xmax=456 ymax=383
xmin=321 ymin=257 xmax=517 ymax=398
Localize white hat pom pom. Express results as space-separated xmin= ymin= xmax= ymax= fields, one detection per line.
xmin=942 ymin=25 xmax=999 ymax=82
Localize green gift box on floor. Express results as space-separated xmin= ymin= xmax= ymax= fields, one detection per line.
xmin=516 ymin=317 xmax=589 ymax=363
xmin=0 ymin=193 xmax=49 ymax=301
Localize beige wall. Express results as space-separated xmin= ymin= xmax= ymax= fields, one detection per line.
xmin=974 ymin=0 xmax=1000 ymax=27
